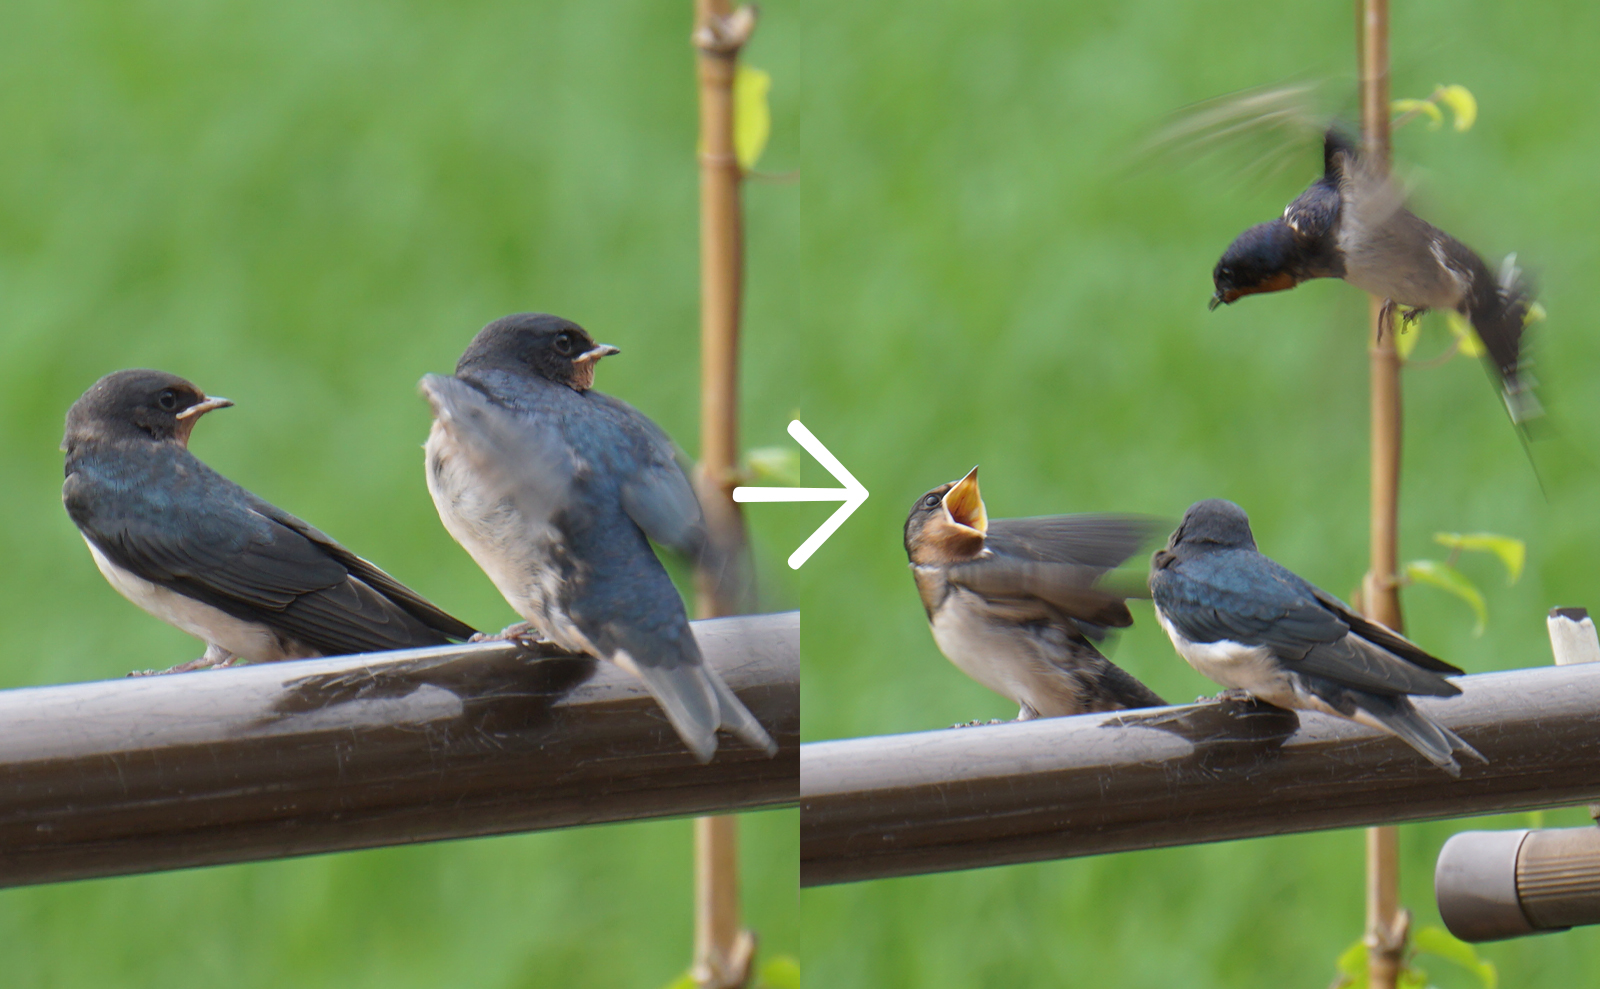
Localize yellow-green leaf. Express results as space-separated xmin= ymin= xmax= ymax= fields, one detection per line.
xmin=745 ymin=445 xmax=801 ymax=486
xmin=1413 ymin=925 xmax=1498 ymax=989
xmin=660 ymin=973 xmax=696 ymax=989
xmin=1437 ymin=84 xmax=1478 ymax=132
xmin=1433 ymin=532 xmax=1526 ymax=583
xmin=1407 ymin=559 xmax=1488 ymax=635
xmin=734 ymin=64 xmax=772 ymax=170
xmin=1525 ymin=300 xmax=1547 ymax=326
xmin=1336 ymin=938 xmax=1369 ymax=984
xmin=1444 ymin=310 xmax=1485 ymax=358
xmin=1396 ymin=965 xmax=1429 ymax=989
xmin=757 ymin=955 xmax=802 ymax=989
xmin=1396 ymin=313 xmax=1423 ymax=359
xmin=1393 ymin=97 xmax=1444 ymax=129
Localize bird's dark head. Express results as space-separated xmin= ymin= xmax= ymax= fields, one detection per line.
xmin=904 ymin=466 xmax=988 ymax=564
xmin=63 ymin=369 xmax=233 ymax=451
xmin=1211 ymin=221 xmax=1300 ymax=310
xmin=1167 ymin=498 xmax=1256 ymax=553
xmin=456 ymin=313 xmax=620 ymax=392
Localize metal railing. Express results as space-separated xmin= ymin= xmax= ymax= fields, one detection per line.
xmin=0 ymin=611 xmax=798 ymax=888
xmin=802 ymin=661 xmax=1600 ymax=886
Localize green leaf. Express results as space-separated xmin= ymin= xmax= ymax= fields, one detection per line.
xmin=1406 ymin=560 xmax=1488 ymax=635
xmin=1393 ymin=97 xmax=1444 ymax=129
xmin=1413 ymin=925 xmax=1498 ymax=989
xmin=1525 ymin=300 xmax=1547 ymax=326
xmin=745 ymin=445 xmax=801 ymax=486
xmin=1433 ymin=532 xmax=1525 ymax=583
xmin=1336 ymin=938 xmax=1369 ymax=986
xmin=757 ymin=954 xmax=802 ymax=989
xmin=659 ymin=972 xmax=697 ymax=989
xmin=1397 ymin=965 xmax=1429 ymax=989
xmin=734 ymin=64 xmax=772 ymax=170
xmin=1444 ymin=310 xmax=1486 ymax=358
xmin=1396 ymin=312 xmax=1423 ymax=359
xmin=1437 ymin=84 xmax=1478 ymax=131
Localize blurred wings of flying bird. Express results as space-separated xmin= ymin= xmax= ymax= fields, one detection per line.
xmin=1152 ymin=84 xmax=1541 ymax=429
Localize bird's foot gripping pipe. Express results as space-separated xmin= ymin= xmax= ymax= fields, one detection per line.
xmin=470 ymin=621 xmax=554 ymax=650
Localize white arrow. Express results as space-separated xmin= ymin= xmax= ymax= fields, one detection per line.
xmin=733 ymin=420 xmax=869 ymax=569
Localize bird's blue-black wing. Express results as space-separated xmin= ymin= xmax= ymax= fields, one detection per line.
xmin=1152 ymin=549 xmax=1348 ymax=654
xmin=68 ymin=455 xmax=467 ymax=655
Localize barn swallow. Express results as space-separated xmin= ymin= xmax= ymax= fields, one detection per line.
xmin=1211 ymin=128 xmax=1539 ymax=425
xmin=1150 ymin=499 xmax=1484 ymax=774
xmin=419 ymin=312 xmax=775 ymax=763
xmin=903 ymin=467 xmax=1167 ymax=720
xmin=62 ymin=369 xmax=478 ymax=674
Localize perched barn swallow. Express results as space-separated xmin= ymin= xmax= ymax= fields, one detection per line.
xmin=420 ymin=313 xmax=775 ymax=763
xmin=904 ymin=467 xmax=1167 ymax=720
xmin=1211 ymin=128 xmax=1538 ymax=425
xmin=63 ymin=369 xmax=478 ymax=673
xmin=1150 ymin=499 xmax=1484 ymax=774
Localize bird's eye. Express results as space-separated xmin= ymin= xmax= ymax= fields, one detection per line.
xmin=923 ymin=494 xmax=941 ymax=508
xmin=553 ymin=332 xmax=575 ymax=356
xmin=157 ymin=389 xmax=179 ymax=411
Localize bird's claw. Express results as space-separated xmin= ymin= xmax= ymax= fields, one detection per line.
xmin=473 ymin=622 xmax=554 ymax=649
xmin=1206 ymin=688 xmax=1257 ymax=704
xmin=127 ymin=653 xmax=239 ymax=676
xmin=1401 ymin=306 xmax=1428 ymax=326
xmin=949 ymin=718 xmax=1006 ymax=729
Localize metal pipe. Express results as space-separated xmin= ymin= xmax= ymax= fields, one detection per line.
xmin=0 ymin=611 xmax=797 ymax=889
xmin=801 ymin=662 xmax=1600 ymax=887
xmin=1437 ymin=827 xmax=1600 ymax=942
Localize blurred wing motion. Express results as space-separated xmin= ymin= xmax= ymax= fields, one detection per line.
xmin=420 ymin=373 xmax=577 ymax=524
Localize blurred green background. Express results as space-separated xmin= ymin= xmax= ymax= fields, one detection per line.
xmin=7 ymin=0 xmax=1600 ymax=983
xmin=797 ymin=0 xmax=1600 ymax=986
xmin=0 ymin=0 xmax=800 ymax=985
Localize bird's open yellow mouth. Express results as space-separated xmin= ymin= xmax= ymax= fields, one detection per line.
xmin=942 ymin=465 xmax=987 ymax=535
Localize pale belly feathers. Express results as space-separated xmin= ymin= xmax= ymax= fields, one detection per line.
xmin=84 ymin=538 xmax=311 ymax=663
xmin=424 ymin=421 xmax=594 ymax=655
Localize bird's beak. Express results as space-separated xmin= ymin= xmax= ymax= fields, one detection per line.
xmin=1208 ymin=292 xmax=1226 ymax=311
xmin=177 ymin=396 xmax=234 ymax=420
xmin=941 ymin=465 xmax=987 ymax=535
xmin=574 ymin=343 xmax=621 ymax=364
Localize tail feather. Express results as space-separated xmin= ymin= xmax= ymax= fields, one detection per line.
xmin=629 ymin=660 xmax=721 ymax=763
xmin=624 ymin=649 xmax=777 ymax=762
xmin=709 ymin=668 xmax=779 ymax=757
xmin=1356 ymin=692 xmax=1485 ymax=777
xmin=1466 ymin=252 xmax=1541 ymax=426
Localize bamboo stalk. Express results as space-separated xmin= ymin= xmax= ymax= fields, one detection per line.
xmin=691 ymin=2 xmax=759 ymax=987
xmin=1358 ymin=0 xmax=1408 ymax=985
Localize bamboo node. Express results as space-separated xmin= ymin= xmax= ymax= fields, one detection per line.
xmin=691 ymin=928 xmax=757 ymax=989
xmin=693 ymin=5 xmax=758 ymax=55
xmin=698 ymin=151 xmax=743 ymax=169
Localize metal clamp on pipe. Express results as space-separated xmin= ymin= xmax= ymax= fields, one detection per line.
xmin=1437 ymin=827 xmax=1600 ymax=942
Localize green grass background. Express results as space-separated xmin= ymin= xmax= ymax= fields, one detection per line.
xmin=796 ymin=0 xmax=1600 ymax=985
xmin=0 ymin=0 xmax=800 ymax=985
xmin=5 ymin=0 xmax=1600 ymax=983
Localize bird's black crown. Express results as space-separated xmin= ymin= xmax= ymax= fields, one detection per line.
xmin=1169 ymin=498 xmax=1256 ymax=551
xmin=456 ymin=313 xmax=616 ymax=392
xmin=64 ymin=369 xmax=216 ymax=448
